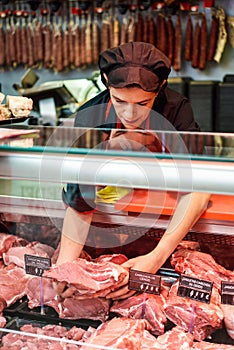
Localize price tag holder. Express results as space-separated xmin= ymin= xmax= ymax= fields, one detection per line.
xmin=128 ymin=269 xmax=161 ymax=295
xmin=24 ymin=254 xmax=51 ymax=277
xmin=177 ymin=275 xmax=213 ymax=304
xmin=221 ymin=281 xmax=234 ymax=305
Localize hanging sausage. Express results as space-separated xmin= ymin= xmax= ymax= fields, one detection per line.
xmin=15 ymin=12 xmax=22 ymax=66
xmin=184 ymin=14 xmax=193 ymax=61
xmin=100 ymin=13 xmax=111 ymax=52
xmin=112 ymin=14 xmax=120 ymax=47
xmin=43 ymin=9 xmax=52 ymax=69
xmin=21 ymin=14 xmax=28 ymax=66
xmin=0 ymin=14 xmax=6 ymax=67
xmin=27 ymin=17 xmax=35 ymax=68
xmin=148 ymin=14 xmax=155 ymax=45
xmin=207 ymin=10 xmax=218 ymax=61
xmin=85 ymin=12 xmax=93 ymax=66
xmin=198 ymin=12 xmax=207 ymax=70
xmin=92 ymin=10 xmax=100 ymax=66
xmin=167 ymin=14 xmax=174 ymax=64
xmin=191 ymin=14 xmax=201 ymax=69
xmin=173 ymin=12 xmax=182 ymax=71
xmin=128 ymin=4 xmax=137 ymax=43
xmin=135 ymin=10 xmax=143 ymax=42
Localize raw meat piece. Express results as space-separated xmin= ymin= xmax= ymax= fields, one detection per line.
xmin=95 ymin=253 xmax=128 ymax=265
xmin=0 ymin=264 xmax=30 ymax=306
xmin=110 ymin=291 xmax=168 ymax=335
xmin=3 ymin=240 xmax=54 ymax=268
xmin=26 ymin=276 xmax=110 ymax=322
xmin=25 ymin=276 xmax=60 ymax=313
xmin=0 ymin=315 xmax=6 ymax=327
xmin=192 ymin=341 xmax=234 ymax=349
xmin=43 ymin=258 xmax=128 ymax=299
xmin=171 ymin=248 xmax=234 ymax=291
xmin=3 ymin=245 xmax=49 ymax=268
xmin=61 ymin=297 xmax=110 ymax=322
xmin=0 ymin=233 xmax=27 ymax=258
xmin=29 ymin=241 xmax=55 ymax=257
xmin=1 ymin=323 xmax=85 ymax=349
xmin=80 ymin=317 xmax=150 ymax=350
xmin=141 ymin=329 xmax=159 ymax=349
xmin=0 ymin=296 xmax=6 ymax=313
xmin=164 ymin=281 xmax=223 ymax=341
xmin=221 ymin=304 xmax=234 ymax=340
xmin=150 ymin=326 xmax=194 ymax=350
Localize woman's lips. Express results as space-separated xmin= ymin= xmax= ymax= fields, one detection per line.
xmin=123 ymin=118 xmax=140 ymax=125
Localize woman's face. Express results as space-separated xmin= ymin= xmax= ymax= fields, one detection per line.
xmin=109 ymin=86 xmax=157 ymax=129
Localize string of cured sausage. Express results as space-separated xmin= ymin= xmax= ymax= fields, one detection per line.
xmin=0 ymin=1 xmax=229 ymax=72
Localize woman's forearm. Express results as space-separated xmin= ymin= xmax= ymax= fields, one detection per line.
xmin=149 ymin=192 xmax=211 ymax=269
xmin=56 ymin=207 xmax=93 ymax=265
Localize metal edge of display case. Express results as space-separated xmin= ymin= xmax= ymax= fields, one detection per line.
xmin=0 ymin=151 xmax=234 ymax=195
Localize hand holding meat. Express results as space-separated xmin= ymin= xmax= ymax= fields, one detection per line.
xmin=106 ymin=252 xmax=162 ymax=300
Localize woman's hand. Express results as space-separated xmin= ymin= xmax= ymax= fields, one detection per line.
xmin=105 ymin=253 xmax=160 ymax=300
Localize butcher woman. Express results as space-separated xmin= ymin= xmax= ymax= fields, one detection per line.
xmin=55 ymin=42 xmax=211 ymax=300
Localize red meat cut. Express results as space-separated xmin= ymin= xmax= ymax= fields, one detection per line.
xmin=43 ymin=258 xmax=128 ymax=299
xmin=151 ymin=326 xmax=194 ymax=349
xmin=164 ymin=281 xmax=223 ymax=341
xmin=0 ymin=264 xmax=30 ymax=306
xmin=171 ymin=248 xmax=234 ymax=291
xmin=110 ymin=290 xmax=168 ymax=335
xmin=192 ymin=341 xmax=234 ymax=349
xmin=80 ymin=317 xmax=151 ymax=350
xmin=0 ymin=323 xmax=85 ymax=349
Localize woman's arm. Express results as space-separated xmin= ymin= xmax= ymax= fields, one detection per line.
xmin=106 ymin=191 xmax=211 ymax=300
xmin=56 ymin=207 xmax=93 ymax=265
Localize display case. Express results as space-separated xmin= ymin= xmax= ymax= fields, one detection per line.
xmin=0 ymin=125 xmax=234 ymax=348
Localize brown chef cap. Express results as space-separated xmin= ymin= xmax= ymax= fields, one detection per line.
xmin=99 ymin=42 xmax=171 ymax=92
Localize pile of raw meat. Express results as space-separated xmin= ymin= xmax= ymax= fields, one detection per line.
xmin=0 ymin=232 xmax=234 ymax=349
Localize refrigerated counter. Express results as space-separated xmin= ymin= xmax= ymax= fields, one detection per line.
xmin=0 ymin=126 xmax=234 ymax=348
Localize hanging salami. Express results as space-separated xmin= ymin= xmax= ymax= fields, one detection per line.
xmin=0 ymin=18 xmax=5 ymax=67
xmin=85 ymin=13 xmax=93 ymax=66
xmin=198 ymin=13 xmax=207 ymax=70
xmin=207 ymin=10 xmax=218 ymax=61
xmin=191 ymin=15 xmax=201 ymax=69
xmin=27 ymin=21 xmax=35 ymax=68
xmin=92 ymin=14 xmax=100 ymax=65
xmin=135 ymin=11 xmax=143 ymax=42
xmin=112 ymin=15 xmax=120 ymax=47
xmin=184 ymin=14 xmax=193 ymax=61
xmin=173 ymin=13 xmax=182 ymax=71
xmin=167 ymin=14 xmax=174 ymax=64
xmin=148 ymin=15 xmax=155 ymax=45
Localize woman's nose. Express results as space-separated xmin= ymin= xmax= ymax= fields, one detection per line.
xmin=125 ymin=103 xmax=138 ymax=117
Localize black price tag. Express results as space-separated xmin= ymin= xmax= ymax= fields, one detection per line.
xmin=24 ymin=254 xmax=51 ymax=277
xmin=128 ymin=269 xmax=161 ymax=295
xmin=221 ymin=281 xmax=234 ymax=305
xmin=177 ymin=275 xmax=213 ymax=304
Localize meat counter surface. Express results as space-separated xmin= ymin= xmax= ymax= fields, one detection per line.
xmin=0 ymin=232 xmax=234 ymax=349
